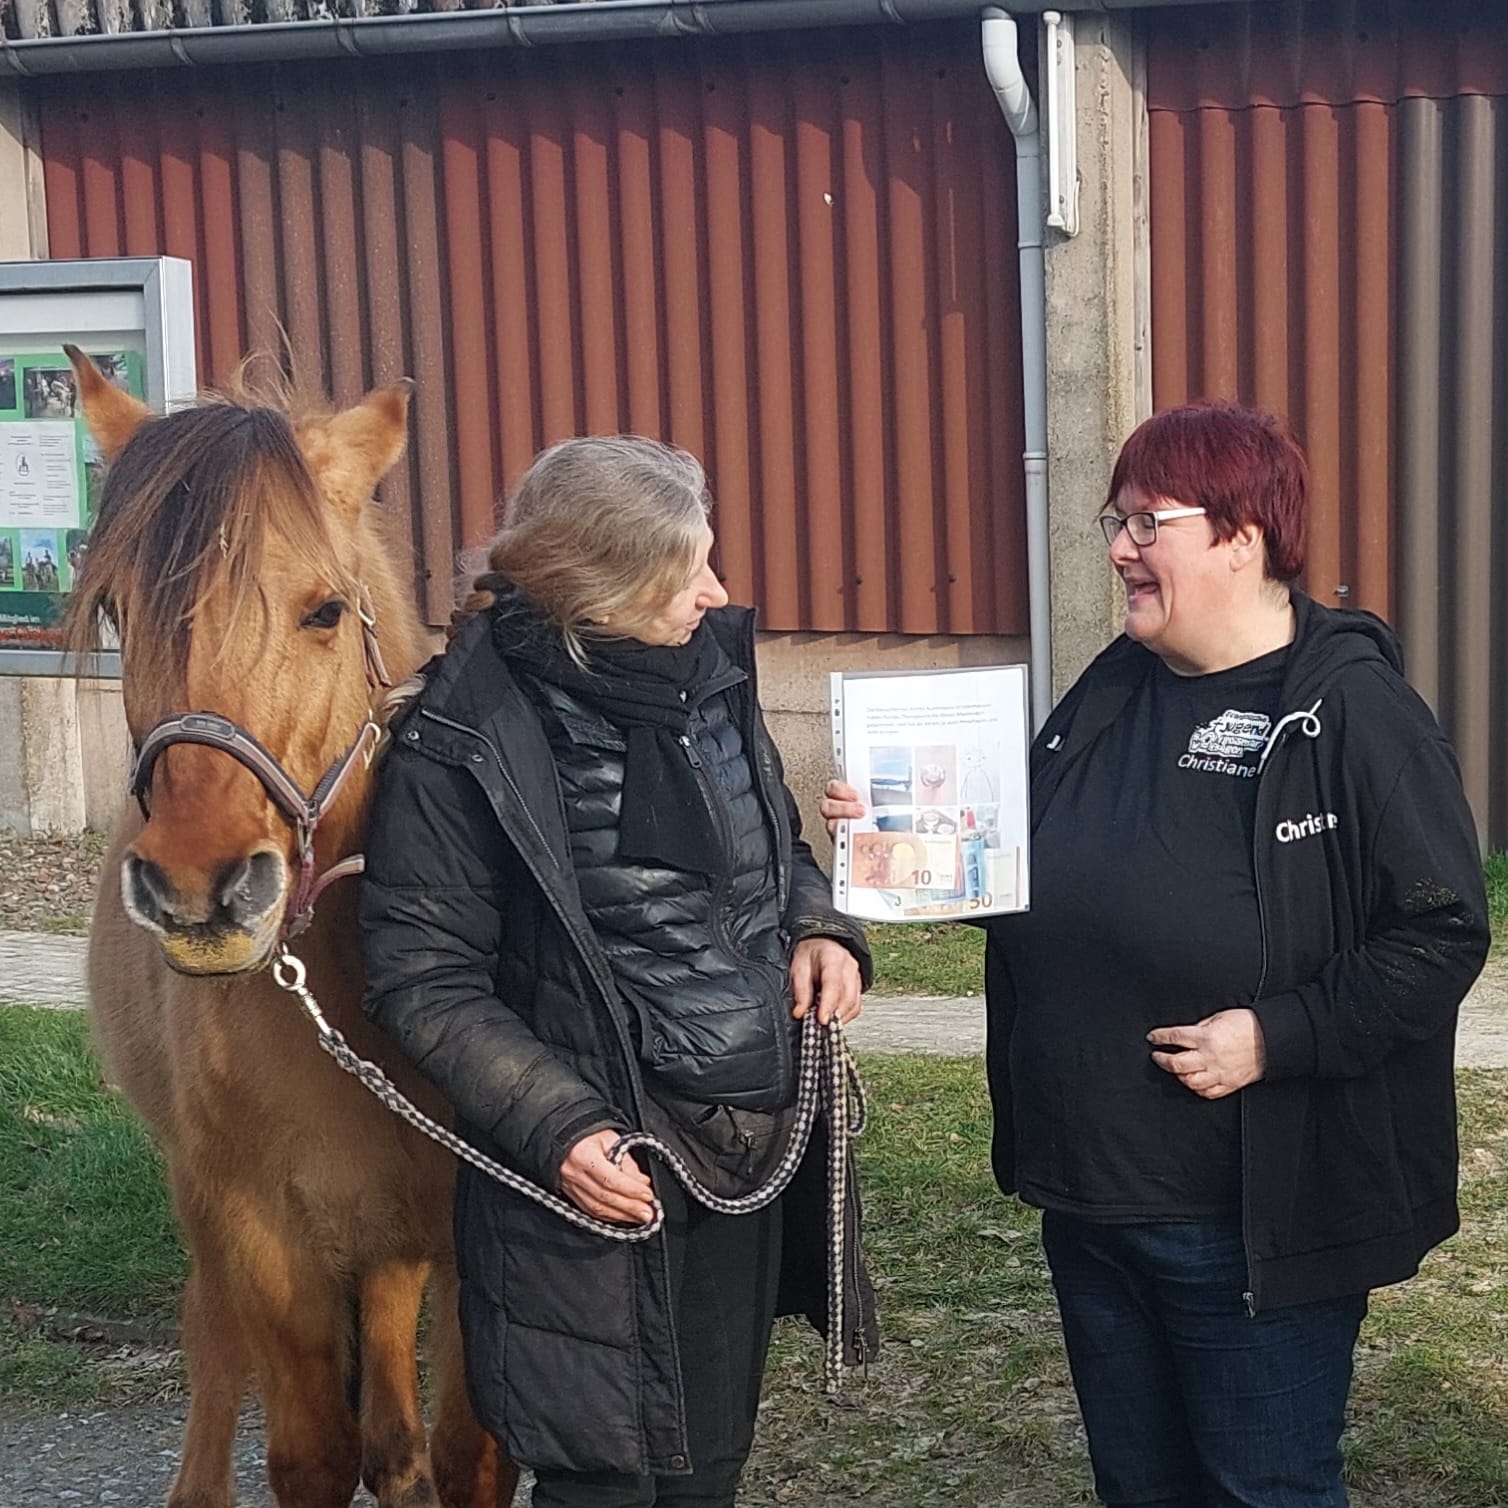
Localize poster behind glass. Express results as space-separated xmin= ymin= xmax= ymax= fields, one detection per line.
xmin=0 ymin=349 xmax=144 ymax=650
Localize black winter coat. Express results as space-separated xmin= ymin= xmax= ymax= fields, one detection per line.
xmin=360 ymin=605 xmax=876 ymax=1475
xmin=987 ymin=593 xmax=1490 ymax=1310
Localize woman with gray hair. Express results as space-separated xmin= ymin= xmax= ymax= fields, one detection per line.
xmin=360 ymin=436 xmax=876 ymax=1506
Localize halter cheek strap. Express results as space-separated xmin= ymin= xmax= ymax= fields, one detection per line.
xmin=126 ymin=586 xmax=390 ymax=939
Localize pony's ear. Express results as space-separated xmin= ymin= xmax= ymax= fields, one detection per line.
xmin=65 ymin=345 xmax=150 ymax=460
xmin=301 ymin=380 xmax=413 ymax=517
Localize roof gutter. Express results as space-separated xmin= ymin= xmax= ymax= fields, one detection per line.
xmin=2 ymin=0 xmax=1255 ymax=77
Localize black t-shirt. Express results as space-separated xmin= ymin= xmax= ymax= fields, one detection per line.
xmin=1007 ymin=646 xmax=1288 ymax=1221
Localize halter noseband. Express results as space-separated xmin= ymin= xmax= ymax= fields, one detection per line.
xmin=127 ymin=591 xmax=391 ymax=941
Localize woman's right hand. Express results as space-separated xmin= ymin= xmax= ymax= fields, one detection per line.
xmin=819 ymin=779 xmax=867 ymax=840
xmin=559 ymin=1129 xmax=657 ymax=1225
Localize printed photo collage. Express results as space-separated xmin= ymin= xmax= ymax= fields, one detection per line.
xmin=852 ymin=739 xmax=1005 ymax=906
xmin=0 ymin=351 xmax=140 ymax=602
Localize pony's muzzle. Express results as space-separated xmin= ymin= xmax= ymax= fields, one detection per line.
xmin=121 ymin=844 xmax=288 ymax=974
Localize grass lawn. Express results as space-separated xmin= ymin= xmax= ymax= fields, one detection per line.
xmin=6 ymin=1007 xmax=1508 ymax=1502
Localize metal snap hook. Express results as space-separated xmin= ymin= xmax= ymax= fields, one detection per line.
xmin=272 ymin=951 xmax=307 ymax=992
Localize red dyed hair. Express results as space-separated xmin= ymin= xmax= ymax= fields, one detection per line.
xmin=1106 ymin=401 xmax=1309 ymax=582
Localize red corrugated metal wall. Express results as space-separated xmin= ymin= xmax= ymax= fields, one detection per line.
xmin=35 ymin=23 xmax=1026 ymax=637
xmin=1147 ymin=0 xmax=1508 ymax=844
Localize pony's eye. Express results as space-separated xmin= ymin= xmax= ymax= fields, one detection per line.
xmin=301 ymin=599 xmax=347 ymax=631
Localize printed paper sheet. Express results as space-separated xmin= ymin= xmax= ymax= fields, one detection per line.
xmin=830 ymin=664 xmax=1031 ymax=922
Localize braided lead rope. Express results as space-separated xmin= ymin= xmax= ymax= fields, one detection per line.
xmin=270 ymin=949 xmax=866 ymax=1393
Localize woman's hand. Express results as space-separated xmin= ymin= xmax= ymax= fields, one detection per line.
xmin=1147 ymin=1009 xmax=1266 ymax=1099
xmin=791 ymin=937 xmax=863 ymax=1026
xmin=559 ymin=1129 xmax=657 ymax=1225
xmin=819 ymin=779 xmax=866 ymax=840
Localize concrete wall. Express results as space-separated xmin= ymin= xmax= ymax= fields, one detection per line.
xmin=1041 ymin=14 xmax=1149 ymax=697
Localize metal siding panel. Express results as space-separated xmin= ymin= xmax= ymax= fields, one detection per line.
xmin=571 ymin=76 xmax=625 ymax=437
xmin=120 ymin=113 xmax=162 ymax=259
xmin=614 ymin=78 xmax=664 ymax=440
xmin=357 ymin=87 xmax=420 ymax=585
xmin=194 ymin=81 xmax=245 ymax=385
xmin=840 ymin=60 xmax=893 ymax=632
xmin=274 ymin=81 xmax=326 ymax=393
xmin=1298 ymin=102 xmax=1342 ymax=606
xmin=654 ymin=53 xmax=711 ymax=475
xmin=438 ymin=85 xmax=496 ymax=550
xmin=882 ymin=43 xmax=941 ymax=637
xmin=1149 ymin=0 xmax=1508 ymax=844
xmin=526 ymin=70 xmax=579 ymax=447
xmin=318 ymin=99 xmax=366 ymax=408
xmin=397 ymin=77 xmax=461 ymax=626
xmin=749 ymin=58 xmax=802 ymax=628
xmin=1246 ymin=106 xmax=1290 ymax=413
xmin=1196 ymin=107 xmax=1239 ymax=396
xmin=793 ymin=65 xmax=845 ymax=631
xmin=35 ymin=22 xmax=1027 ymax=644
xmin=1448 ymin=93 xmax=1496 ymax=829
xmin=1397 ymin=96 xmax=1444 ymax=711
xmin=37 ymin=99 xmax=83 ymax=257
xmin=234 ymin=79 xmax=282 ymax=370
xmin=702 ymin=59 xmax=758 ymax=610
xmin=484 ymin=83 xmax=542 ymax=496
xmin=1148 ymin=108 xmax=1189 ymax=405
xmin=1350 ymin=100 xmax=1391 ymax=621
xmin=77 ymin=97 xmax=123 ymax=257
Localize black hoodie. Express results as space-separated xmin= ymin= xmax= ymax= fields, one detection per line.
xmin=986 ymin=593 xmax=1490 ymax=1310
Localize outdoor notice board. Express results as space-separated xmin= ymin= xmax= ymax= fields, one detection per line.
xmin=830 ymin=663 xmax=1031 ymax=922
xmin=0 ymin=258 xmax=197 ymax=674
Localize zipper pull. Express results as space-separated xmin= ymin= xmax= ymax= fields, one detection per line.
xmin=679 ymin=734 xmax=702 ymax=768
xmin=1242 ymin=1290 xmax=1256 ymax=1319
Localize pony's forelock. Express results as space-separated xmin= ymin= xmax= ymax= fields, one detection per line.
xmin=66 ymin=396 xmax=350 ymax=696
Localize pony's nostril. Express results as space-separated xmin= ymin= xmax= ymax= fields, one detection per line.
xmin=216 ymin=850 xmax=286 ymax=928
xmin=124 ymin=854 xmax=174 ymax=926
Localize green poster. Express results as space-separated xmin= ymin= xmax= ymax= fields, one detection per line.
xmin=0 ymin=350 xmax=144 ymax=649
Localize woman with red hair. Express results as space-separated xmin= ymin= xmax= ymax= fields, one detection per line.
xmin=826 ymin=401 xmax=1488 ymax=1505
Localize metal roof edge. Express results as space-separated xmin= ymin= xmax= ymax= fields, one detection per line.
xmin=0 ymin=0 xmax=1253 ymax=77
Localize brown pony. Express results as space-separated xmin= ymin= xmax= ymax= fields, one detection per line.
xmin=64 ymin=349 xmax=519 ymax=1508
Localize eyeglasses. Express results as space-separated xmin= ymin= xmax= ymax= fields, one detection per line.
xmin=1097 ymin=506 xmax=1208 ymax=548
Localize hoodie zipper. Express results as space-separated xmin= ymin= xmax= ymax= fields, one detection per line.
xmin=1242 ymin=709 xmax=1287 ymax=1321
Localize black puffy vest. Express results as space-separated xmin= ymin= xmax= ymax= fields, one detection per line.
xmin=522 ymin=666 xmax=797 ymax=1112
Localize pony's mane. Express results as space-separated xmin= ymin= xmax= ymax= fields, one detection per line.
xmin=67 ymin=385 xmax=352 ymax=696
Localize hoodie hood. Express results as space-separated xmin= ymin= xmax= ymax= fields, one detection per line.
xmin=1284 ymin=591 xmax=1402 ymax=707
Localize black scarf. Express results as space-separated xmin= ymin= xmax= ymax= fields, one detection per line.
xmin=493 ymin=587 xmax=740 ymax=876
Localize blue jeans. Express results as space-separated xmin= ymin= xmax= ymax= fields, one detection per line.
xmin=1041 ymin=1212 xmax=1367 ymax=1508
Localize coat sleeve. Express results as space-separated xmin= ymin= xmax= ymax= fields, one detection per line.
xmin=760 ymin=718 xmax=874 ymax=989
xmin=1253 ymin=730 xmax=1490 ymax=1081
xmin=360 ymin=742 xmax=622 ymax=1187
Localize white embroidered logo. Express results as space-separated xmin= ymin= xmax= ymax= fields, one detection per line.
xmin=1178 ymin=709 xmax=1272 ymax=779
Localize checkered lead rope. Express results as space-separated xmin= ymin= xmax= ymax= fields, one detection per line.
xmin=271 ymin=948 xmax=867 ymax=1394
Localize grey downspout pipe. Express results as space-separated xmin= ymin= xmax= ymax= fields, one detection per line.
xmin=981 ymin=6 xmax=1052 ymax=733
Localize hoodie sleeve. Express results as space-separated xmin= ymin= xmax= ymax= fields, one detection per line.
xmin=1253 ymin=730 xmax=1490 ymax=1081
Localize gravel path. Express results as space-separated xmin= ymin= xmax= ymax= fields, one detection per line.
xmin=0 ymin=832 xmax=106 ymax=935
xmin=8 ymin=926 xmax=1508 ymax=1066
xmin=0 ymin=1404 xmax=535 ymax=1507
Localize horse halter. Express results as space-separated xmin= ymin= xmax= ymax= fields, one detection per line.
xmin=127 ymin=585 xmax=393 ymax=941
